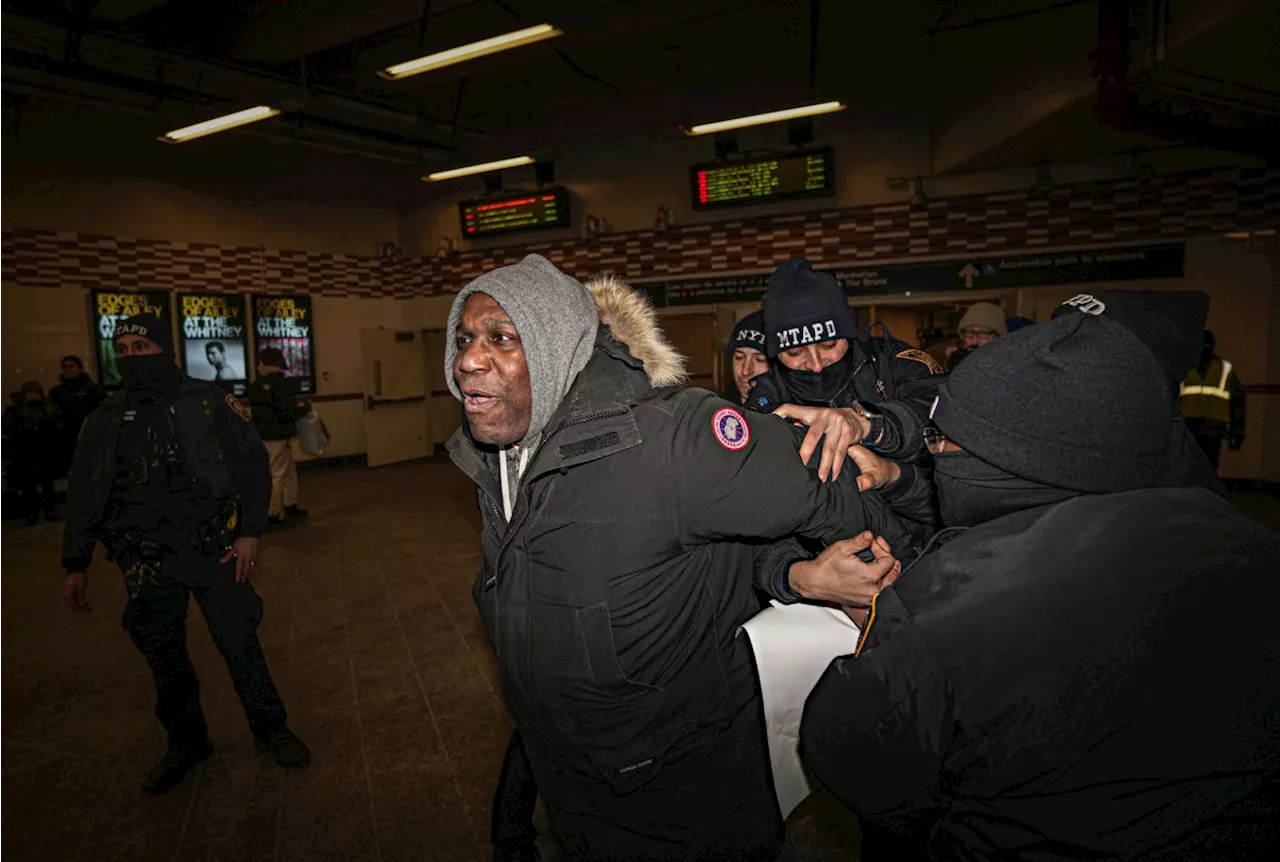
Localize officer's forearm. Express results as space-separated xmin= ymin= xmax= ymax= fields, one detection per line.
xmin=753 ymin=539 xmax=810 ymax=604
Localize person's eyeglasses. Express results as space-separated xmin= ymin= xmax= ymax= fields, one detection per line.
xmin=924 ymin=423 xmax=947 ymax=455
xmin=959 ymin=327 xmax=1000 ymax=343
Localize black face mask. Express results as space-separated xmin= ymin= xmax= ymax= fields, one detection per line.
xmin=120 ymin=355 xmax=182 ymax=401
xmin=776 ymin=346 xmax=858 ymax=405
xmin=933 ymin=451 xmax=1079 ymax=528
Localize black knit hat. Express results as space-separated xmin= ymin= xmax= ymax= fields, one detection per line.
xmin=113 ymin=313 xmax=174 ymax=356
xmin=1052 ymin=290 xmax=1207 ymax=397
xmin=761 ymin=259 xmax=856 ymax=358
xmin=726 ymin=311 xmax=767 ymax=360
xmin=933 ymin=313 xmax=1170 ymax=493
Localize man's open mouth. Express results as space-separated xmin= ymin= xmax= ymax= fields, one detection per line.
xmin=463 ymin=391 xmax=499 ymax=412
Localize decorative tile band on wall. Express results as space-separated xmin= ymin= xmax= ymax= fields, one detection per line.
xmin=4 ymin=165 xmax=1277 ymax=299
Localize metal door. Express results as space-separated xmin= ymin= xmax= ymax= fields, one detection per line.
xmin=361 ymin=329 xmax=429 ymax=467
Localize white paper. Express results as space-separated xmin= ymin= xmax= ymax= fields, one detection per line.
xmin=740 ymin=600 xmax=861 ymax=819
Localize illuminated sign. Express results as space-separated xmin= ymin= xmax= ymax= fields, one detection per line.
xmin=90 ymin=289 xmax=172 ymax=388
xmin=177 ymin=293 xmax=249 ymax=396
xmin=253 ymin=295 xmax=317 ymax=394
xmin=690 ymin=148 xmax=835 ymax=210
xmin=459 ymin=187 xmax=571 ymax=238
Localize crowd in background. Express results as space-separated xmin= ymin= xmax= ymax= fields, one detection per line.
xmin=3 ymin=355 xmax=104 ymax=525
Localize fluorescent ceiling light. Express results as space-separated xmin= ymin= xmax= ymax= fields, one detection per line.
xmin=379 ymin=24 xmax=563 ymax=81
xmin=426 ymin=155 xmax=536 ymax=182
xmin=684 ymin=101 xmax=846 ymax=136
xmin=158 ymin=105 xmax=282 ymax=143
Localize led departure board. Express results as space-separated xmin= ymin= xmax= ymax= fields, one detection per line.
xmin=690 ymin=148 xmax=835 ymax=210
xmin=459 ymin=187 xmax=571 ymax=238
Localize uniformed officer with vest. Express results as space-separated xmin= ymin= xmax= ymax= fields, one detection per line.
xmin=61 ymin=314 xmax=310 ymax=794
xmin=746 ymin=258 xmax=945 ymax=480
xmin=1177 ymin=329 xmax=1246 ymax=471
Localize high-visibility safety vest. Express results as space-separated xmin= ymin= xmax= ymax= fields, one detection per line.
xmin=1178 ymin=358 xmax=1232 ymax=424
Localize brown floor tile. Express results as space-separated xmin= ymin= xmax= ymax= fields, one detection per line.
xmin=4 ymin=461 xmax=492 ymax=862
xmin=76 ymin=827 xmax=187 ymax=862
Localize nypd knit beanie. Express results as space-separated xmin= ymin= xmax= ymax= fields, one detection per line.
xmin=726 ymin=311 xmax=767 ymax=360
xmin=933 ymin=313 xmax=1170 ymax=493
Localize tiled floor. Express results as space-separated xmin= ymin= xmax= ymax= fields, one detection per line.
xmin=6 ymin=458 xmax=1277 ymax=862
xmin=3 ymin=459 xmax=512 ymax=862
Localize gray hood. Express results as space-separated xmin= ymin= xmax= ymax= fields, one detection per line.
xmin=445 ymin=253 xmax=599 ymax=447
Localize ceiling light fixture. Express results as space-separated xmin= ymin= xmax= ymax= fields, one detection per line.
xmin=683 ymin=101 xmax=846 ymax=136
xmin=425 ymin=155 xmax=536 ymax=182
xmin=379 ymin=24 xmax=563 ymax=81
xmin=158 ymin=105 xmax=282 ymax=143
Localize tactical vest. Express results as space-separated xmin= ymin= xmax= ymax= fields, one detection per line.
xmin=1178 ymin=358 xmax=1232 ymax=424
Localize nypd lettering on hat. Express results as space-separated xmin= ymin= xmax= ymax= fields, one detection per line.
xmin=738 ymin=328 xmax=766 ymax=348
xmin=1061 ymin=294 xmax=1107 ymax=316
xmin=776 ymin=319 xmax=837 ymax=350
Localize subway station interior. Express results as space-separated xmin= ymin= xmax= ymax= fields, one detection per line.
xmin=3 ymin=1 xmax=1280 ymax=860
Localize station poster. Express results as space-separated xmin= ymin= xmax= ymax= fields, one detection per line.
xmin=253 ymin=294 xmax=316 ymax=394
xmin=177 ymin=293 xmax=249 ymax=396
xmin=90 ymin=289 xmax=173 ymax=388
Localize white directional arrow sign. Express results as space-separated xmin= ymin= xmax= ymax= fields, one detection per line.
xmin=959 ymin=263 xmax=980 ymax=288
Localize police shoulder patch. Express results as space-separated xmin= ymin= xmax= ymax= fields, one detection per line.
xmin=895 ymin=348 xmax=943 ymax=375
xmin=711 ymin=406 xmax=750 ymax=451
xmin=226 ymin=394 xmax=253 ymax=423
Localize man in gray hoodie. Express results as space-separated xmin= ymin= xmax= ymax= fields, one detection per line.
xmin=445 ymin=254 xmax=908 ymax=862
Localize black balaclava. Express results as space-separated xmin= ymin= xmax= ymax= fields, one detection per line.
xmin=933 ymin=450 xmax=1078 ymax=528
xmin=775 ymin=345 xmax=859 ymax=405
xmin=114 ymin=313 xmax=182 ymax=402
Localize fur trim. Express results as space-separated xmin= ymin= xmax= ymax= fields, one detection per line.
xmin=586 ymin=276 xmax=687 ymax=387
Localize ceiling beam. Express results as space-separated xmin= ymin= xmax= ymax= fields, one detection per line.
xmin=3 ymin=11 xmax=485 ymax=138
xmin=90 ymin=0 xmax=174 ymax=24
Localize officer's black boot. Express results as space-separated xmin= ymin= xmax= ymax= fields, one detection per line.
xmin=142 ymin=738 xmax=213 ymax=794
xmin=284 ymin=504 xmax=309 ymax=521
xmin=255 ymin=727 xmax=311 ymax=768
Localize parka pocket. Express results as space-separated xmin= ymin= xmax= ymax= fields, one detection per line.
xmin=575 ymin=603 xmax=660 ymax=693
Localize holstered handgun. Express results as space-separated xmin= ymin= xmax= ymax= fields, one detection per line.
xmin=196 ymin=498 xmax=242 ymax=557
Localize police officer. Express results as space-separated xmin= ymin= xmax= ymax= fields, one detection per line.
xmin=61 ymin=314 xmax=309 ymax=794
xmin=720 ymin=311 xmax=770 ymax=405
xmin=747 ymin=259 xmax=944 ymax=482
xmin=1177 ymin=329 xmax=1246 ymax=471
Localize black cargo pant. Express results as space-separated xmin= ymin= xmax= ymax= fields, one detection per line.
xmin=1186 ymin=418 xmax=1226 ymax=471
xmin=123 ymin=549 xmax=286 ymax=748
xmin=14 ymin=461 xmax=57 ymax=520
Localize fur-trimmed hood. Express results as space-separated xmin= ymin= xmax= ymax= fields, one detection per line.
xmin=586 ymin=275 xmax=687 ymax=388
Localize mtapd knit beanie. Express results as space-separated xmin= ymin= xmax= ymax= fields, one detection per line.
xmin=113 ymin=313 xmax=174 ymax=356
xmin=761 ymin=259 xmax=856 ymax=358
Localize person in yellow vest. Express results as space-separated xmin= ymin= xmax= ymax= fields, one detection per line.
xmin=1177 ymin=330 xmax=1246 ymax=471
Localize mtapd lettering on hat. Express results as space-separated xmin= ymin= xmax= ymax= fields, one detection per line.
xmin=776 ymin=319 xmax=838 ymax=350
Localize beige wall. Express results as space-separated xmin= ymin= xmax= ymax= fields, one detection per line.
xmin=4 ymin=178 xmax=397 ymax=257
xmin=1 ymin=285 xmax=98 ymax=395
